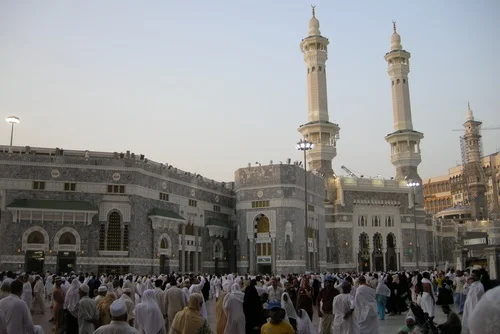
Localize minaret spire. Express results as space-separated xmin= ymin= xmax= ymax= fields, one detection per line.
xmin=393 ymin=21 xmax=397 ymax=32
xmin=298 ymin=6 xmax=340 ymax=175
xmin=384 ymin=23 xmax=424 ymax=188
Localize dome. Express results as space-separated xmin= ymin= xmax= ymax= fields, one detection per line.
xmin=390 ymin=31 xmax=402 ymax=50
xmin=390 ymin=21 xmax=402 ymax=51
xmin=309 ymin=16 xmax=320 ymax=36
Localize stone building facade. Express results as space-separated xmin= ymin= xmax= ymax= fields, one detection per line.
xmin=234 ymin=164 xmax=327 ymax=274
xmin=324 ymin=177 xmax=432 ymax=272
xmin=0 ymin=147 xmax=234 ymax=275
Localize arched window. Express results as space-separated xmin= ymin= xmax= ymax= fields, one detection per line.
xmin=27 ymin=231 xmax=44 ymax=244
xmin=160 ymin=238 xmax=169 ymax=249
xmin=257 ymin=216 xmax=270 ymax=233
xmin=397 ymin=79 xmax=400 ymax=84
xmin=107 ymin=212 xmax=122 ymax=251
xmin=59 ymin=232 xmax=76 ymax=245
xmin=359 ymin=233 xmax=369 ymax=251
xmin=185 ymin=223 xmax=195 ymax=236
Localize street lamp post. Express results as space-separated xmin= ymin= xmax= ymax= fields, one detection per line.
xmin=6 ymin=116 xmax=20 ymax=153
xmin=296 ymin=138 xmax=314 ymax=271
xmin=407 ymin=180 xmax=420 ymax=270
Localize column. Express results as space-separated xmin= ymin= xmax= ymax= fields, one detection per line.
xmin=249 ymin=238 xmax=255 ymax=275
xmin=382 ymin=249 xmax=387 ymax=272
xmin=396 ymin=250 xmax=401 ymax=271
xmin=194 ymin=227 xmax=199 ymax=273
xmin=271 ymin=238 xmax=276 ymax=274
xmin=187 ymin=251 xmax=191 ymax=273
xmin=369 ymin=247 xmax=374 ymax=272
xmin=354 ymin=247 xmax=359 ymax=271
xmin=181 ymin=225 xmax=186 ymax=273
xmin=120 ymin=225 xmax=125 ymax=251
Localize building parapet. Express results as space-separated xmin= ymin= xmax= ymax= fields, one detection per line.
xmin=0 ymin=145 xmax=234 ymax=196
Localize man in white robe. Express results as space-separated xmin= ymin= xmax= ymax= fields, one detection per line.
xmin=468 ymin=286 xmax=500 ymax=334
xmin=94 ymin=299 xmax=138 ymax=334
xmin=462 ymin=272 xmax=484 ymax=334
xmin=78 ymin=284 xmax=98 ymax=334
xmin=0 ymin=279 xmax=36 ymax=334
xmin=332 ymin=282 xmax=359 ymax=334
xmin=355 ymin=276 xmax=379 ymax=334
xmin=31 ymin=276 xmax=45 ymax=314
xmin=21 ymin=274 xmax=33 ymax=311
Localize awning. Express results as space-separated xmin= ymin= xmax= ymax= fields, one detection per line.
xmin=206 ymin=218 xmax=231 ymax=229
xmin=7 ymin=199 xmax=97 ymax=212
xmin=7 ymin=199 xmax=98 ymax=225
xmin=206 ymin=218 xmax=231 ymax=238
xmin=148 ymin=208 xmax=185 ymax=230
xmin=148 ymin=208 xmax=185 ymax=221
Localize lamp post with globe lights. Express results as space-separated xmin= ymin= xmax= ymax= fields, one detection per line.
xmin=296 ymin=138 xmax=314 ymax=271
xmin=6 ymin=116 xmax=20 ymax=153
xmin=407 ymin=180 xmax=420 ymax=270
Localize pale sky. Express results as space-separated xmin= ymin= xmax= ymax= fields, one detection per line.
xmin=1 ymin=0 xmax=499 ymax=182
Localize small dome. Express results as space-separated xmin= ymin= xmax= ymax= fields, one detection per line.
xmin=390 ymin=21 xmax=402 ymax=51
xmin=390 ymin=31 xmax=402 ymax=50
xmin=309 ymin=16 xmax=320 ymax=36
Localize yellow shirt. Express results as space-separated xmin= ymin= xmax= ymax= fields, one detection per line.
xmin=260 ymin=321 xmax=295 ymax=334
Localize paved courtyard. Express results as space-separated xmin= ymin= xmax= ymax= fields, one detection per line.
xmin=34 ymin=298 xmax=450 ymax=333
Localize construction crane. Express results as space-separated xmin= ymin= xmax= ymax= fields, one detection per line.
xmin=341 ymin=165 xmax=358 ymax=178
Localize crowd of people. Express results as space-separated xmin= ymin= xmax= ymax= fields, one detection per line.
xmin=0 ymin=267 xmax=498 ymax=334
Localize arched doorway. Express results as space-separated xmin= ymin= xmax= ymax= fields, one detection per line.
xmin=159 ymin=237 xmax=170 ymax=274
xmin=25 ymin=231 xmax=45 ymax=273
xmin=373 ymin=233 xmax=383 ymax=271
xmin=358 ymin=233 xmax=370 ymax=272
xmin=386 ymin=233 xmax=397 ymax=271
xmin=57 ymin=232 xmax=77 ymax=274
xmin=255 ymin=214 xmax=272 ymax=274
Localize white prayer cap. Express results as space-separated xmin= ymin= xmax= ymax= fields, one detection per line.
xmin=110 ymin=299 xmax=127 ymax=317
xmin=79 ymin=284 xmax=90 ymax=294
xmin=469 ymin=286 xmax=500 ymax=334
xmin=122 ymin=288 xmax=131 ymax=293
xmin=98 ymin=285 xmax=108 ymax=292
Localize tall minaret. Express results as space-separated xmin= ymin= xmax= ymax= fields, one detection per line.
xmin=384 ymin=23 xmax=424 ymax=186
xmin=462 ymin=103 xmax=487 ymax=219
xmin=298 ymin=6 xmax=340 ymax=175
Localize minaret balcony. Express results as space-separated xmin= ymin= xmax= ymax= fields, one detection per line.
xmin=390 ymin=151 xmax=422 ymax=166
xmin=385 ymin=129 xmax=423 ymax=144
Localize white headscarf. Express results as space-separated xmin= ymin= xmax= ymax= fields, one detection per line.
xmin=296 ymin=308 xmax=315 ymax=334
xmin=281 ymin=292 xmax=298 ymax=320
xmin=229 ymin=283 xmax=245 ymax=303
xmin=63 ymin=278 xmax=81 ymax=317
xmin=134 ymin=289 xmax=165 ymax=334
xmin=469 ymin=286 xmax=500 ymax=334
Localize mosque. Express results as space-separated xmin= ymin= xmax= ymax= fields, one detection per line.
xmin=0 ymin=9 xmax=435 ymax=275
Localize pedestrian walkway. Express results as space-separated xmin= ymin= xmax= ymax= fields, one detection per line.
xmin=34 ymin=299 xmax=451 ymax=333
